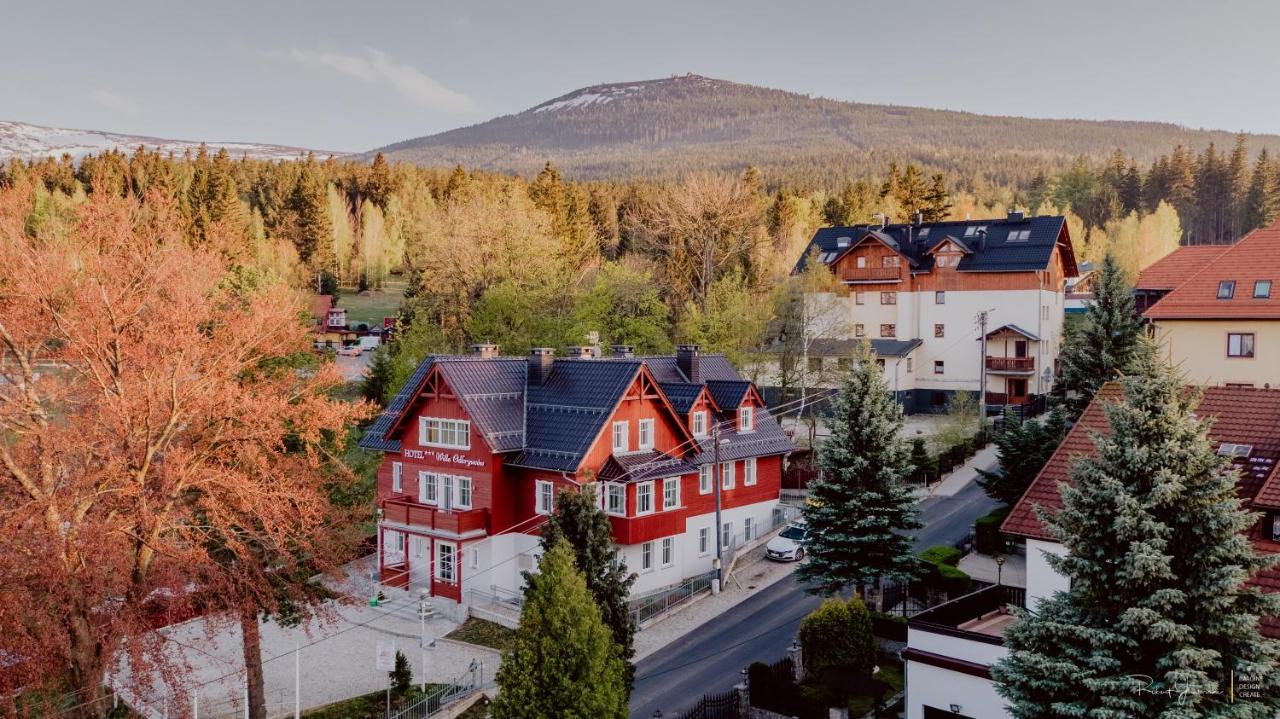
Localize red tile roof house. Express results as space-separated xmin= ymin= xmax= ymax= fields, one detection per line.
xmin=1133 ymin=245 xmax=1230 ymax=315
xmin=901 ymin=384 xmax=1280 ymax=719
xmin=358 ymin=344 xmax=795 ymax=618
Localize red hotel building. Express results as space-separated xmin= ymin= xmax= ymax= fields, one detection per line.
xmin=359 ymin=344 xmax=795 ymax=606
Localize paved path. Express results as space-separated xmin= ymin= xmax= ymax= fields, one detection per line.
xmin=629 ymin=449 xmax=1001 ymax=719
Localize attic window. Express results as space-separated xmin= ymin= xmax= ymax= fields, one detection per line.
xmin=1218 ymin=443 xmax=1254 ymax=458
xmin=917 ymin=228 xmax=930 ymax=238
xmin=1007 ymin=229 xmax=1031 ymax=242
xmin=1218 ymin=281 xmax=1236 ymax=299
xmin=963 ymin=225 xmax=987 ymax=237
xmin=1255 ymin=280 xmax=1272 ymax=299
xmin=836 ymin=237 xmax=851 ymax=248
xmin=818 ymin=252 xmax=835 ymax=263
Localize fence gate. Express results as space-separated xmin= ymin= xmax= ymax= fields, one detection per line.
xmin=675 ymin=687 xmax=741 ymax=719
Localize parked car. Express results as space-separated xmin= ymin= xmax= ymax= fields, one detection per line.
xmin=337 ymin=345 xmax=363 ymax=357
xmin=357 ymin=336 xmax=381 ymax=352
xmin=766 ymin=521 xmax=807 ymax=562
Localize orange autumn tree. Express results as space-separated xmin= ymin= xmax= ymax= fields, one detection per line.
xmin=0 ymin=184 xmax=369 ymax=717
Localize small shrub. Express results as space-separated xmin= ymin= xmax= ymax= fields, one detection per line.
xmin=974 ymin=507 xmax=1012 ymax=555
xmin=390 ymin=650 xmax=412 ymax=699
xmin=798 ymin=597 xmax=875 ymax=682
xmin=869 ymin=611 xmax=907 ymax=642
xmin=918 ymin=545 xmax=962 ymax=567
xmin=918 ymin=545 xmax=972 ymax=595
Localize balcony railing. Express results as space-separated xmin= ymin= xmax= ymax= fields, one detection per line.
xmin=909 ymin=584 xmax=1026 ymax=645
xmin=381 ymin=497 xmax=488 ymax=535
xmin=985 ymin=356 xmax=1035 ymax=372
xmin=841 ymin=267 xmax=901 ymax=283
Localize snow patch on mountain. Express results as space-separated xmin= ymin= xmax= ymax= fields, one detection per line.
xmin=0 ymin=121 xmax=335 ymax=161
xmin=531 ymin=84 xmax=648 ymax=113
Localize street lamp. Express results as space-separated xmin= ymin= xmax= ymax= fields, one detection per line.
xmin=996 ymin=555 xmax=1005 ymax=586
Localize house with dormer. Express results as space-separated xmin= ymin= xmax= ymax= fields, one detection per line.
xmin=786 ymin=213 xmax=1077 ymax=413
xmin=358 ymin=344 xmax=794 ymax=605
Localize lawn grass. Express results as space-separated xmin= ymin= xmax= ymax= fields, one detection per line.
xmin=444 ymin=617 xmax=516 ymax=652
xmin=846 ymin=658 xmax=905 ymax=716
xmin=303 ymin=684 xmax=449 ymax=719
xmin=335 ymin=278 xmax=408 ymax=327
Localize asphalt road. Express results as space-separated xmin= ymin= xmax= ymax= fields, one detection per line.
xmin=629 ymin=479 xmax=1001 ymax=718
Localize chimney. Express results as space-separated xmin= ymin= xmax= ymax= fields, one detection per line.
xmin=977 ymin=228 xmax=988 ymax=252
xmin=611 ymin=344 xmax=635 ymax=358
xmin=566 ymin=346 xmax=595 ymax=359
xmin=1007 ymin=211 xmax=1024 ymax=221
xmin=913 ymin=211 xmax=922 ymax=226
xmin=528 ymin=348 xmax=554 ymax=385
xmin=469 ymin=343 xmax=499 ymax=359
xmin=676 ymin=344 xmax=700 ymax=382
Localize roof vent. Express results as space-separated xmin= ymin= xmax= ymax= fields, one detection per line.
xmin=469 ymin=343 xmax=499 ymax=359
xmin=913 ymin=211 xmax=923 ymax=227
xmin=528 ymin=348 xmax=554 ymax=386
xmin=566 ymin=346 xmax=595 ymax=359
xmin=1007 ymin=211 xmax=1025 ymax=221
xmin=676 ymin=344 xmax=701 ymax=383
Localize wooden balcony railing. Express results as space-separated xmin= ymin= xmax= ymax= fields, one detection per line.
xmin=841 ymin=267 xmax=901 ymax=283
xmin=381 ymin=496 xmax=488 ymax=535
xmin=985 ymin=356 xmax=1035 ymax=372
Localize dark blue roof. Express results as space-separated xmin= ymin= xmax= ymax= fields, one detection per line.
xmin=508 ymin=359 xmax=641 ymax=472
xmin=705 ymin=380 xmax=751 ymax=411
xmin=794 ymin=214 xmax=1072 ymax=276
xmin=359 ymin=357 xmax=434 ymax=452
xmin=690 ymin=407 xmax=794 ymax=464
xmin=597 ymin=451 xmax=696 ymax=483
xmin=642 ymin=354 xmax=742 ymax=383
xmin=660 ymin=382 xmax=707 ymax=414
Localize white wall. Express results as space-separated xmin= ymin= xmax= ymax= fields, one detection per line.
xmin=1025 ymin=538 xmax=1069 ymax=608
xmin=905 ymin=660 xmax=1008 ymax=719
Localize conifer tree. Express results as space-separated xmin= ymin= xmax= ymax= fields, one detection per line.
xmin=540 ymin=486 xmax=638 ymax=696
xmin=977 ymin=406 xmax=1067 ymax=507
xmin=1058 ymin=253 xmax=1142 ymax=413
xmin=1245 ymin=148 xmax=1280 ymax=232
xmin=797 ymin=342 xmax=921 ymax=595
xmin=993 ymin=345 xmax=1280 ymax=717
xmin=492 ymin=540 xmax=627 ymax=719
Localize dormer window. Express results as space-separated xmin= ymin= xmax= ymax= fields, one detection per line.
xmin=739 ymin=406 xmax=754 ymax=432
xmin=692 ymin=410 xmax=708 ymax=437
xmin=1218 ymin=280 xmax=1236 ymax=299
xmin=837 ymin=237 xmax=851 ymax=248
xmin=612 ymin=421 xmax=629 ymax=453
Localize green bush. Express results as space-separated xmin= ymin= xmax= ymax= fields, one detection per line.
xmin=918 ymin=545 xmax=962 ymax=567
xmin=918 ymin=545 xmax=972 ymax=595
xmin=974 ymin=507 xmax=1012 ymax=555
xmin=798 ymin=597 xmax=876 ymax=682
xmin=869 ymin=611 xmax=907 ymax=642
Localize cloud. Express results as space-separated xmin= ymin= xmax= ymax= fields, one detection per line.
xmin=91 ymin=90 xmax=138 ymax=114
xmin=271 ymin=48 xmax=476 ymax=113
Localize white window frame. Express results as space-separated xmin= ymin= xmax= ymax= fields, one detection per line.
xmin=605 ymin=482 xmax=626 ymax=516
xmin=722 ymin=461 xmax=735 ymax=490
xmin=419 ymin=471 xmax=437 ymax=505
xmin=663 ymin=477 xmax=680 ymax=510
xmin=722 ymin=521 xmax=733 ymax=549
xmin=469 ymin=547 xmax=479 ymax=570
xmin=455 ymin=476 xmax=472 ymax=510
xmin=391 ymin=461 xmax=403 ymax=493
xmin=641 ymin=541 xmax=654 ymax=572
xmin=744 ymin=517 xmax=755 ymax=541
xmin=638 ymin=418 xmax=655 ymax=450
xmin=698 ymin=527 xmax=711 ymax=556
xmin=739 ymin=406 xmax=754 ymax=432
xmin=744 ymin=457 xmax=757 ymax=486
xmin=418 ymin=417 xmax=470 ymax=450
xmin=535 ymin=480 xmax=554 ymax=515
xmin=660 ymin=537 xmax=675 ymax=568
xmin=435 ymin=541 xmax=456 ymax=583
xmin=636 ymin=481 xmax=655 ymax=515
xmin=612 ymin=421 xmax=629 ymax=453
xmin=692 ymin=410 xmax=708 ymax=437
xmin=699 ymin=465 xmax=713 ymax=494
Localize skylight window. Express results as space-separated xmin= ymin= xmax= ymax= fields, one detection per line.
xmin=836 ymin=236 xmax=851 ymax=248
xmin=1218 ymin=280 xmax=1236 ymax=299
xmin=1255 ymin=280 xmax=1272 ymax=299
xmin=917 ymin=228 xmax=930 ymax=238
xmin=1218 ymin=443 xmax=1254 ymax=458
xmin=1007 ymin=229 xmax=1031 ymax=242
xmin=963 ymin=225 xmax=987 ymax=237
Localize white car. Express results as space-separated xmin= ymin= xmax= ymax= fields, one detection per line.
xmin=766 ymin=522 xmax=807 ymax=562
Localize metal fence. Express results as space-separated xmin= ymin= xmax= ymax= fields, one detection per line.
xmin=674 ymin=687 xmax=741 ymax=719
xmin=627 ymin=570 xmax=717 ymax=627
xmin=387 ymin=659 xmax=487 ymax=719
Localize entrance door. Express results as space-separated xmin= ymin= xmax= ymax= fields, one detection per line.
xmin=439 ymin=474 xmax=455 ymax=511
xmin=1014 ymin=340 xmax=1028 ymax=358
xmin=1007 ymin=378 xmax=1028 ymax=403
xmin=408 ymin=535 xmax=430 ymax=589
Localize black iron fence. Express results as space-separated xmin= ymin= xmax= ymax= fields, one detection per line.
xmin=673 ymin=687 xmax=741 ymax=719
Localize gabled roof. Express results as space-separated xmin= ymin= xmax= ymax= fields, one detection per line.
xmin=794 ymin=214 xmax=1075 ymax=277
xmin=826 ymin=230 xmax=919 ymax=269
xmin=361 ymin=357 xmax=436 ymax=452
xmin=642 ymin=354 xmax=741 ymax=383
xmin=984 ymin=324 xmax=1041 ymax=342
xmin=1145 ymin=222 xmax=1280 ymax=319
xmin=925 ymin=235 xmax=972 ymax=255
xmin=597 ymin=451 xmax=696 ymax=483
xmin=660 ymin=382 xmax=719 ymax=414
xmin=705 ymin=380 xmax=752 ymax=412
xmin=1004 ymin=384 xmax=1280 ymax=541
xmin=1134 ymin=245 xmax=1229 ymax=291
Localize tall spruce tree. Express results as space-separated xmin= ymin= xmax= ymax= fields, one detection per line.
xmin=1059 ymin=253 xmax=1142 ymax=413
xmin=540 ymin=486 xmax=638 ymax=697
xmin=796 ymin=342 xmax=921 ymax=595
xmin=993 ymin=345 xmax=1280 ymax=717
xmin=978 ymin=405 xmax=1068 ymax=507
xmin=492 ymin=540 xmax=627 ymax=719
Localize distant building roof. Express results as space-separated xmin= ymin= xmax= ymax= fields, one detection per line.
xmin=1134 ymin=245 xmax=1230 ymax=291
xmin=1145 ymin=222 xmax=1280 ymax=319
xmin=794 ymin=213 xmax=1076 ymax=277
xmin=766 ymin=338 xmax=923 ymax=358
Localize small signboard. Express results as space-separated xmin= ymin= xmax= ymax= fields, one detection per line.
xmin=375 ymin=641 xmax=396 ymax=671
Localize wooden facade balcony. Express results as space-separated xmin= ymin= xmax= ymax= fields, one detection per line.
xmin=985 ymin=356 xmax=1035 ymax=373
xmin=841 ymin=267 xmax=901 ymax=283
xmin=380 ymin=496 xmax=488 ymax=535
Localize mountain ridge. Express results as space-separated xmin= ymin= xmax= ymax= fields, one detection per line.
xmin=0 ymin=120 xmax=340 ymax=162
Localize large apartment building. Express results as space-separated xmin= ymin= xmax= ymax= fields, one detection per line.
xmin=1143 ymin=221 xmax=1280 ymax=388
xmin=901 ymin=385 xmax=1280 ymax=718
xmin=779 ymin=213 xmax=1077 ymax=413
xmin=358 ymin=344 xmax=794 ymax=606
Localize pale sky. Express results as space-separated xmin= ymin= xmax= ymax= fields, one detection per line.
xmin=4 ymin=0 xmax=1278 ymax=153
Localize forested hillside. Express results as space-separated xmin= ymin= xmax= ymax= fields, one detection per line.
xmin=375 ymin=74 xmax=1280 ymax=190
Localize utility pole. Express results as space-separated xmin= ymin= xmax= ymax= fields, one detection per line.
xmin=977 ymin=310 xmax=989 ymax=428
xmin=712 ymin=421 xmax=723 ymax=594
xmin=294 ymin=642 xmax=300 ymax=719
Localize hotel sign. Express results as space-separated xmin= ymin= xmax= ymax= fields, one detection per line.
xmin=401 ymin=448 xmax=485 ymax=468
